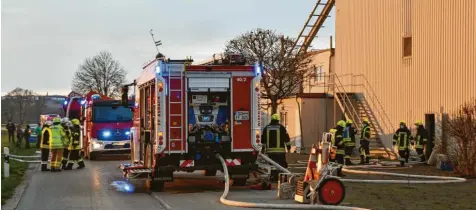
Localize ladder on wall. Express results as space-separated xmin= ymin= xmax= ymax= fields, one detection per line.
xmin=293 ymin=0 xmax=335 ymax=54
xmin=168 ymin=70 xmax=184 ymax=154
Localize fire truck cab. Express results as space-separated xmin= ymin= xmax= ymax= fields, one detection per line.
xmin=120 ymin=55 xmax=263 ymax=191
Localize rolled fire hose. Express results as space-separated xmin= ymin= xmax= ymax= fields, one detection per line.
xmin=215 ymin=154 xmax=366 ymax=210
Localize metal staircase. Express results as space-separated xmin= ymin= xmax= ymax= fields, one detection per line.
xmin=327 ymin=74 xmax=397 ymax=159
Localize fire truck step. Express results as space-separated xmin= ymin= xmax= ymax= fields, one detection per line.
xmin=170 ymin=114 xmax=182 ymax=116
xmin=170 ymin=126 xmax=182 ymax=129
xmin=130 ymin=169 xmax=152 ymax=174
xmin=170 ymin=102 xmax=182 ymax=104
xmin=169 ymin=89 xmax=182 ymax=92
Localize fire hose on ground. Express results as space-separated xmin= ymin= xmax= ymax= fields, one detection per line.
xmin=215 ymin=153 xmax=367 ymax=210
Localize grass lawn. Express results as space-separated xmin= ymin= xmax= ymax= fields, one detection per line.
xmin=341 ymin=165 xmax=476 ymax=209
xmin=1 ymin=131 xmax=38 ymax=205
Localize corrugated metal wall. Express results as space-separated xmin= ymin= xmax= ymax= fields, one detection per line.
xmin=335 ymin=0 xmax=476 ymax=138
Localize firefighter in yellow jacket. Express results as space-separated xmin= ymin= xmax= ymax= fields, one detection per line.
xmin=359 ymin=118 xmax=371 ymax=164
xmin=61 ymin=118 xmax=72 ymax=170
xmin=40 ymin=121 xmax=53 ymax=171
xmin=65 ymin=119 xmax=86 ymax=170
xmin=333 ymin=120 xmax=346 ymax=176
xmin=49 ymin=117 xmax=67 ymax=172
xmin=343 ymin=119 xmax=357 ymax=165
xmin=261 ymin=113 xmax=291 ymax=181
xmin=393 ymin=121 xmax=413 ymax=167
xmin=412 ymin=120 xmax=428 ymax=162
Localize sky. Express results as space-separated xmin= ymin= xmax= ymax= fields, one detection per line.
xmin=1 ymin=0 xmax=335 ymax=96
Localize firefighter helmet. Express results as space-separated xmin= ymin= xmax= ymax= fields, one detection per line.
xmin=45 ymin=121 xmax=53 ymax=126
xmin=337 ymin=120 xmax=346 ymax=128
xmin=414 ymin=120 xmax=423 ymax=126
xmin=53 ymin=117 xmax=61 ymax=124
xmin=362 ymin=118 xmax=370 ymax=124
xmin=346 ymin=119 xmax=353 ymax=124
xmin=271 ymin=113 xmax=280 ymax=121
xmin=399 ymin=120 xmax=406 ymax=125
xmin=72 ymin=119 xmax=80 ymax=125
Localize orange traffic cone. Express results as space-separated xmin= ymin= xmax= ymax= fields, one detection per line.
xmin=303 ymin=144 xmax=319 ymax=181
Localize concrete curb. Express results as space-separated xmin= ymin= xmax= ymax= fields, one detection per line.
xmin=1 ymin=163 xmax=39 ymax=210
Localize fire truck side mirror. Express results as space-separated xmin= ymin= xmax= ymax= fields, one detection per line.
xmin=121 ymin=86 xmax=129 ymax=107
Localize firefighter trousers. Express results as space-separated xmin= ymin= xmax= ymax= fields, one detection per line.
xmin=335 ymin=153 xmax=345 ymax=176
xmin=66 ymin=149 xmax=85 ymax=169
xmin=41 ymin=148 xmax=50 ymax=171
xmin=359 ymin=140 xmax=370 ymax=164
xmin=398 ymin=148 xmax=410 ymax=166
xmin=344 ymin=145 xmax=355 ymax=165
xmin=416 ymin=148 xmax=425 ymax=162
xmin=61 ymin=148 xmax=70 ymax=169
xmin=267 ymin=153 xmax=287 ymax=182
xmin=50 ymin=149 xmax=63 ymax=171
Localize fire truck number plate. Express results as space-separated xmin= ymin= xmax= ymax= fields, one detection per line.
xmin=234 ymin=111 xmax=250 ymax=121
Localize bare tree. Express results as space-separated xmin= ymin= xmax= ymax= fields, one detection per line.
xmin=443 ymin=99 xmax=476 ymax=177
xmin=72 ymin=51 xmax=127 ymax=98
xmin=225 ymin=28 xmax=312 ymax=113
xmin=6 ymin=88 xmax=36 ymax=124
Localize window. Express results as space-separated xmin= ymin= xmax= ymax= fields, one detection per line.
xmin=280 ymin=111 xmax=288 ymax=128
xmin=403 ymin=36 xmax=412 ymax=57
xmin=93 ymin=106 xmax=133 ymax=122
xmin=313 ymin=65 xmax=324 ymax=82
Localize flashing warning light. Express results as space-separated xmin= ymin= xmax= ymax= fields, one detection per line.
xmin=125 ymin=131 xmax=131 ymax=136
xmin=158 ymin=82 xmax=164 ymax=92
xmin=155 ymin=64 xmax=161 ymax=74
xmin=80 ymin=100 xmax=86 ymax=105
xmin=64 ymin=101 xmax=68 ymax=105
xmin=254 ymin=63 xmax=262 ymax=75
xmin=134 ymin=102 xmax=139 ymax=107
xmin=103 ymin=131 xmax=111 ymax=137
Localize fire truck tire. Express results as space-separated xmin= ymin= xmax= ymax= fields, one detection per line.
xmin=232 ymin=178 xmax=247 ymax=186
xmin=147 ymin=180 xmax=165 ymax=192
xmin=205 ymin=169 xmax=217 ymax=176
xmin=317 ymin=177 xmax=345 ymax=205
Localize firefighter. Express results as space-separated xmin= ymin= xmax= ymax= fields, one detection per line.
xmin=343 ymin=119 xmax=357 ymax=165
xmin=65 ymin=119 xmax=85 ymax=170
xmin=261 ymin=113 xmax=291 ymax=181
xmin=412 ymin=120 xmax=428 ymax=162
xmin=393 ymin=121 xmax=413 ymax=167
xmin=40 ymin=121 xmax=53 ymax=171
xmin=49 ymin=117 xmax=66 ymax=172
xmin=359 ymin=118 xmax=371 ymax=164
xmin=60 ymin=118 xmax=72 ymax=170
xmin=333 ymin=120 xmax=346 ymax=177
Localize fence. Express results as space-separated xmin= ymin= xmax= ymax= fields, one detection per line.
xmin=3 ymin=147 xmax=42 ymax=178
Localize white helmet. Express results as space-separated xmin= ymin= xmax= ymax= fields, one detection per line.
xmin=61 ymin=118 xmax=69 ymax=124
xmin=45 ymin=121 xmax=53 ymax=126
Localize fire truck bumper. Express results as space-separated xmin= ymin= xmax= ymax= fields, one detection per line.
xmin=90 ymin=139 xmax=131 ymax=154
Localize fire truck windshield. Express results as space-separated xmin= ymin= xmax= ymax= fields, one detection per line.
xmin=92 ymin=106 xmax=133 ymax=123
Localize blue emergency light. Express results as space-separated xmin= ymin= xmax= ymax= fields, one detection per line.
xmin=254 ymin=63 xmax=262 ymax=76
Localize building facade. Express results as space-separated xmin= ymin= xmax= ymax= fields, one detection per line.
xmin=334 ymin=0 xmax=476 ymax=147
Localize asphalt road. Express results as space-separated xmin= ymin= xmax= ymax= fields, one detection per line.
xmin=16 ymin=160 xmax=165 ymax=210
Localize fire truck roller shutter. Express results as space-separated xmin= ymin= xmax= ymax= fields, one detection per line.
xmin=216 ymin=106 xmax=229 ymax=125
xmin=188 ymin=107 xmax=196 ymax=125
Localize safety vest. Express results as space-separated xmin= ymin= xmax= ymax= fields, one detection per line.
xmin=415 ymin=129 xmax=427 ymax=149
xmin=360 ymin=126 xmax=370 ymax=141
xmin=265 ymin=125 xmax=286 ymax=153
xmin=69 ymin=126 xmax=82 ymax=150
xmin=393 ymin=130 xmax=412 ymax=150
xmin=62 ymin=126 xmax=71 ymax=147
xmin=343 ymin=126 xmax=356 ymax=147
xmin=41 ymin=127 xmax=51 ymax=149
xmin=49 ymin=125 xmax=65 ymax=149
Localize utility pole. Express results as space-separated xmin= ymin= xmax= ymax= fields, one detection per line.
xmin=150 ymin=29 xmax=162 ymax=53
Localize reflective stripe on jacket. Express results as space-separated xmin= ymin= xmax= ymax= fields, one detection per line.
xmin=69 ymin=126 xmax=82 ymax=150
xmin=49 ymin=125 xmax=65 ymax=149
xmin=393 ymin=127 xmax=413 ymax=150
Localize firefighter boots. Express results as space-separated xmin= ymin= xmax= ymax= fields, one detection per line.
xmin=365 ymin=157 xmax=370 ymax=164
xmin=345 ymin=158 xmax=353 ymax=165
xmin=41 ymin=164 xmax=50 ymax=172
xmin=360 ymin=155 xmax=365 ymax=164
xmin=64 ymin=163 xmax=74 ymax=170
xmin=77 ymin=161 xmax=85 ymax=169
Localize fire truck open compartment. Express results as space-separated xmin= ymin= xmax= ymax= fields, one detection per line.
xmin=124 ymin=57 xmax=263 ymax=191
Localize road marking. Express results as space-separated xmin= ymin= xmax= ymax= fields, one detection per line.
xmin=151 ymin=193 xmax=172 ymax=210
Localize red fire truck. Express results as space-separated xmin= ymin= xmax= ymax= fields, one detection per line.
xmin=119 ymin=55 xmax=263 ymax=191
xmin=65 ymin=91 xmax=134 ymax=160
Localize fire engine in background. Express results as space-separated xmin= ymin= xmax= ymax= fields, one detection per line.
xmin=119 ymin=54 xmax=263 ymax=191
xmin=40 ymin=114 xmax=61 ymax=126
xmin=64 ymin=91 xmax=134 ymax=160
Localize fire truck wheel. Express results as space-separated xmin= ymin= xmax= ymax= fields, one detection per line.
xmin=205 ymin=169 xmax=217 ymax=176
xmin=147 ymin=180 xmax=165 ymax=192
xmin=232 ymin=178 xmax=247 ymax=186
xmin=318 ymin=177 xmax=345 ymax=205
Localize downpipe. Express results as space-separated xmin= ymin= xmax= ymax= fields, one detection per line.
xmin=215 ymin=153 xmax=366 ymax=210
